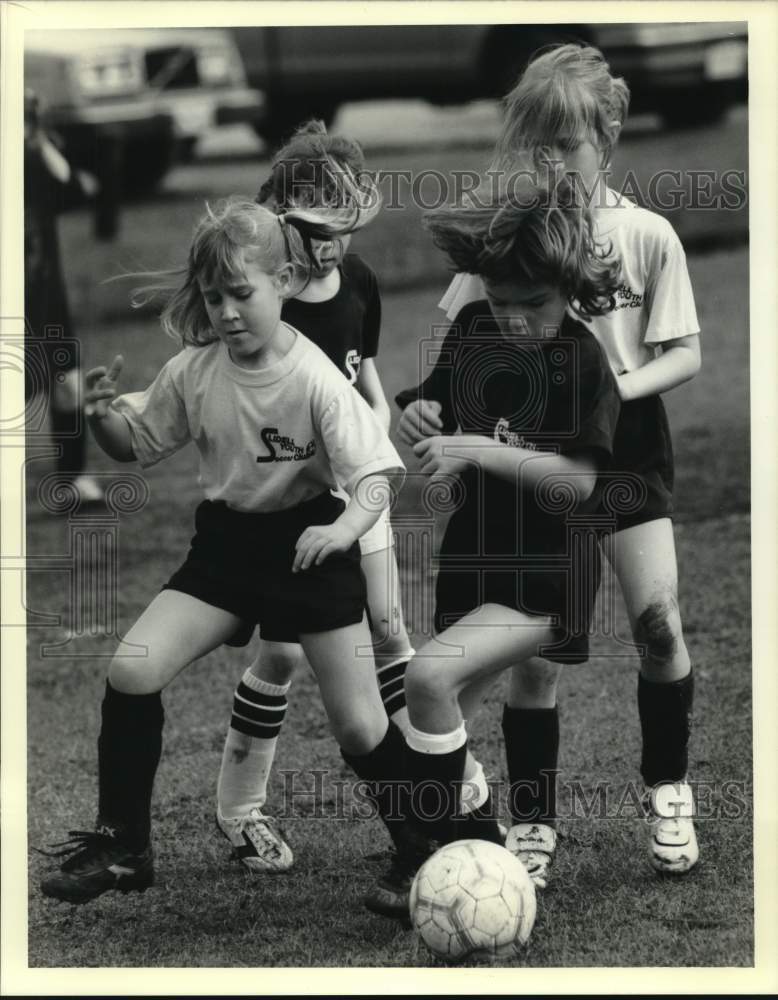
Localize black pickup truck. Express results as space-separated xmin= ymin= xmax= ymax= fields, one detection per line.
xmin=233 ymin=21 xmax=747 ymax=144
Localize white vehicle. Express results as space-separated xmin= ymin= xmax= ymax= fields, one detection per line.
xmin=25 ymin=28 xmax=266 ymax=193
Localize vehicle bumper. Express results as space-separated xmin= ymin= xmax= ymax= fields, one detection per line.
xmin=604 ymin=35 xmax=747 ymax=106
xmin=44 ymin=101 xmax=174 ymax=131
xmin=152 ymin=87 xmax=265 ymax=138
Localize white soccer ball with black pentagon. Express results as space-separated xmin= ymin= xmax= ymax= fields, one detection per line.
xmin=409 ymin=839 xmax=536 ymax=961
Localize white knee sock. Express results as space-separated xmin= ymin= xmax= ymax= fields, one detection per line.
xmin=459 ymin=760 xmax=490 ymax=814
xmin=216 ymin=670 xmax=291 ymax=820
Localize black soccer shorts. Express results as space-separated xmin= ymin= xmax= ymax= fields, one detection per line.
xmin=164 ymin=493 xmax=366 ymax=643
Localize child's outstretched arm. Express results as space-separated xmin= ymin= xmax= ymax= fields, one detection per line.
xmin=415 ymin=436 xmax=599 ymax=503
xmin=617 ymin=334 xmax=701 ymax=402
xmin=356 ymin=358 xmax=391 ymax=432
xmin=292 ymin=473 xmax=391 ymax=573
xmin=84 ymin=355 xmax=135 ymax=462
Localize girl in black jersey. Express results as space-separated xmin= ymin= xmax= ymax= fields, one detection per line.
xmin=404 ymin=47 xmax=702 ymax=885
xmin=369 ymin=177 xmax=622 ymax=912
xmin=214 ymin=123 xmax=419 ymax=880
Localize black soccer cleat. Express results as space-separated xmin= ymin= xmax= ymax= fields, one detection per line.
xmin=450 ymin=808 xmax=506 ymax=846
xmin=39 ymin=827 xmax=154 ymax=904
xmin=365 ymin=823 xmax=435 ymax=918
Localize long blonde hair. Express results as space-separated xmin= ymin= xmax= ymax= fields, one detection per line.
xmin=131 ymin=197 xmax=364 ymax=346
xmin=424 ymin=175 xmax=620 ymax=320
xmin=492 ymin=43 xmax=630 ymax=174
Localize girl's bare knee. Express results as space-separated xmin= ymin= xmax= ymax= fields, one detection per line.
xmin=258 ymin=642 xmax=301 ymax=685
xmin=368 ymin=603 xmax=409 ymax=651
xmin=633 ymin=595 xmax=688 ymax=669
xmin=510 ymin=658 xmax=561 ymax=706
xmin=334 ymin=716 xmax=386 ymax=756
xmin=371 ymin=627 xmax=412 ymax=661
xmin=406 ymin=660 xmax=454 ymax=708
xmin=109 ymin=657 xmax=162 ymax=696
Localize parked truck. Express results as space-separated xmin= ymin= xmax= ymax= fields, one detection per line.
xmin=25 ymin=28 xmax=265 ymax=195
xmin=233 ymin=21 xmax=747 ymax=144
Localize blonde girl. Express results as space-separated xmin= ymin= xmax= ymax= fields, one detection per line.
xmin=40 ymin=197 xmax=406 ymax=904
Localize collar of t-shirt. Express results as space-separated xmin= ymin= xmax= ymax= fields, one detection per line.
xmin=288 ymin=264 xmax=347 ymax=313
xmin=220 ymin=323 xmax=304 ymax=387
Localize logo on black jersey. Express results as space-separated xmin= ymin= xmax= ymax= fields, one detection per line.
xmin=494 ymin=417 xmax=537 ymax=451
xmin=256 ymin=427 xmax=317 ymax=463
xmin=345 ymin=349 xmax=361 ymax=385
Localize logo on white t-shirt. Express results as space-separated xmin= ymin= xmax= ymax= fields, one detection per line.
xmin=614 ymin=282 xmax=644 ymax=310
xmin=256 ymin=427 xmax=317 ymax=463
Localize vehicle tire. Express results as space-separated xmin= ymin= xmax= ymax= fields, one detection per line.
xmin=254 ymin=100 xmax=338 ymax=147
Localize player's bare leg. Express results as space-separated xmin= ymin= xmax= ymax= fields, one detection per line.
xmin=367 ymin=606 xmax=556 ymax=918
xmin=601 ymin=518 xmax=698 ymax=874
xmin=361 ymin=544 xmax=414 ymax=733
xmin=40 ymin=592 xmax=242 ymax=903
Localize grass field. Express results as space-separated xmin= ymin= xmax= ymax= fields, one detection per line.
xmin=24 ymin=151 xmax=751 ymax=968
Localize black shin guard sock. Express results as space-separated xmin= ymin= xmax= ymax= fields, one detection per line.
xmin=406 ymin=741 xmax=467 ymax=843
xmin=51 ymin=403 xmax=86 ymax=478
xmin=452 ymin=789 xmax=504 ymax=845
xmin=341 ymin=720 xmax=408 ymax=844
xmin=638 ymin=670 xmax=694 ymax=787
xmin=502 ymin=704 xmax=560 ymax=827
xmin=97 ymin=680 xmax=164 ymax=851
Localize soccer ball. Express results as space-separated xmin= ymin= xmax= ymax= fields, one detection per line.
xmin=409 ymin=839 xmax=536 ymax=961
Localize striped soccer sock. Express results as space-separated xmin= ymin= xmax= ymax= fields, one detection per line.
xmin=216 ymin=670 xmax=290 ymax=821
xmin=375 ymin=653 xmax=412 ymax=720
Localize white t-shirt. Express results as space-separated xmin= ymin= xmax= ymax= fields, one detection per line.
xmin=112 ymin=326 xmax=404 ymax=513
xmin=438 ymin=193 xmax=700 ymax=376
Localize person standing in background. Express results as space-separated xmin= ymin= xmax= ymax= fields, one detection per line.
xmin=24 ymin=88 xmax=104 ymax=505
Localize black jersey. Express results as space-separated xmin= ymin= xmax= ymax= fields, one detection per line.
xmin=282 ymin=253 xmax=380 ymax=386
xmin=396 ymin=300 xmax=621 ymax=660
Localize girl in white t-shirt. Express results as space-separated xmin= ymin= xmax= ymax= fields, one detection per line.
xmin=398 ymin=44 xmax=701 ymax=886
xmin=214 ymin=125 xmax=421 ymax=884
xmin=39 ymin=197 xmax=407 ymax=905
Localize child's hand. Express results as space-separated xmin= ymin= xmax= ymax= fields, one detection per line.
xmin=397 ymin=399 xmax=443 ymax=445
xmin=414 ymin=434 xmax=480 ymax=478
xmin=85 ymin=355 xmax=123 ymax=418
xmin=292 ymin=522 xmax=356 ymax=573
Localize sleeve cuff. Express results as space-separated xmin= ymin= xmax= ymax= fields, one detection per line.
xmin=341 ymin=457 xmax=406 ymax=498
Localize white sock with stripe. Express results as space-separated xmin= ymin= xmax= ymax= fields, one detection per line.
xmin=217 ymin=671 xmax=291 ymax=821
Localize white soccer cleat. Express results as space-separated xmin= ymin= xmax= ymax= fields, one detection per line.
xmin=216 ymin=807 xmax=293 ymax=873
xmin=643 ymin=781 xmax=699 ymax=875
xmin=505 ymin=822 xmax=557 ymax=890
